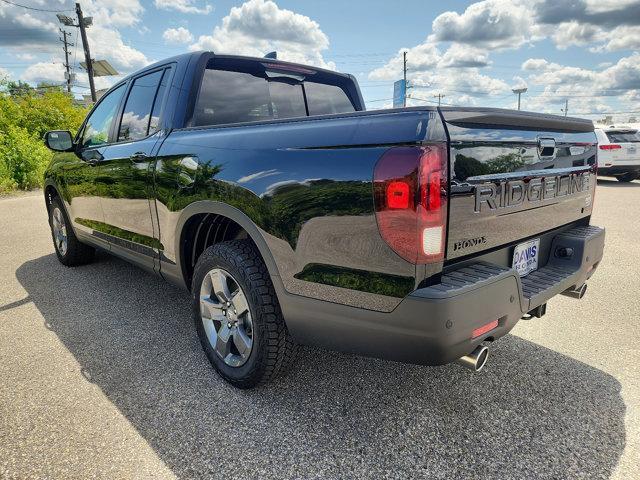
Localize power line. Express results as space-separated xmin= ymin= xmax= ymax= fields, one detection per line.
xmin=0 ymin=0 xmax=74 ymax=12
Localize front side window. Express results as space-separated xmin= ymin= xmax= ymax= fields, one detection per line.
xmin=194 ymin=64 xmax=355 ymax=127
xmin=118 ymin=69 xmax=164 ymax=142
xmin=81 ymin=84 xmax=125 ymax=148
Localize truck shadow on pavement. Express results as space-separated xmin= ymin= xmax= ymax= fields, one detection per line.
xmin=16 ymin=253 xmax=626 ymax=479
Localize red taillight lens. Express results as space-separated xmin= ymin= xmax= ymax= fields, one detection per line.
xmin=386 ymin=181 xmax=411 ymax=209
xmin=373 ymin=144 xmax=448 ymax=264
xmin=599 ymin=144 xmax=621 ymax=150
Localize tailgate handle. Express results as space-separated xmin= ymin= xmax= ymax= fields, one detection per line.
xmin=538 ymin=137 xmax=557 ymax=160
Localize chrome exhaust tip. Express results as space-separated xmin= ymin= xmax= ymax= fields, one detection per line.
xmin=455 ymin=345 xmax=489 ymax=372
xmin=562 ymin=283 xmax=587 ymax=299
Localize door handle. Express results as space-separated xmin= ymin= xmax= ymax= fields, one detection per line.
xmin=130 ymin=152 xmax=148 ymax=163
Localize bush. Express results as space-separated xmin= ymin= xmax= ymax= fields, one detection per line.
xmin=0 ymin=82 xmax=88 ymax=193
xmin=0 ymin=125 xmax=52 ymax=192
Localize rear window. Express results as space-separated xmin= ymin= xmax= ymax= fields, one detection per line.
xmin=605 ymin=130 xmax=640 ymax=143
xmin=193 ymin=64 xmax=356 ymax=127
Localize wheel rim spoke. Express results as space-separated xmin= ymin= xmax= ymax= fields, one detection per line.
xmin=209 ymin=270 xmax=231 ymax=304
xmin=214 ymin=323 xmax=232 ymax=359
xmin=200 ymin=295 xmax=225 ymax=322
xmin=231 ymin=290 xmax=249 ymax=317
xmin=233 ymin=326 xmax=252 ymax=359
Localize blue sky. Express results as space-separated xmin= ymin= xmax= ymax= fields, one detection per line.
xmin=1 ymin=0 xmax=639 ymax=121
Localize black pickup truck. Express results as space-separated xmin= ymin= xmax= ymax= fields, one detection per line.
xmin=43 ymin=52 xmax=605 ymax=388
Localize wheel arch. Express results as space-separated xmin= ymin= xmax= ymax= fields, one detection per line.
xmin=43 ymin=180 xmax=61 ymax=213
xmin=174 ymin=201 xmax=281 ymax=291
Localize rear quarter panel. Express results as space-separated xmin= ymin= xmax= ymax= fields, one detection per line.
xmin=154 ymin=109 xmax=443 ymax=311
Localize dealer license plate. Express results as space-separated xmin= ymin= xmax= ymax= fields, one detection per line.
xmin=512 ymin=238 xmax=540 ymax=277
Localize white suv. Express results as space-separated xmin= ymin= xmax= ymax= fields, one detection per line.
xmin=595 ymin=126 xmax=640 ymax=182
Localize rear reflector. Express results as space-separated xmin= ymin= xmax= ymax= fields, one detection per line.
xmin=373 ymin=144 xmax=448 ymax=264
xmin=599 ymin=144 xmax=621 ymax=150
xmin=472 ymin=319 xmax=499 ymax=339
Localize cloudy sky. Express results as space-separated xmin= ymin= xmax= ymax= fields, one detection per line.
xmin=1 ymin=0 xmax=639 ymax=120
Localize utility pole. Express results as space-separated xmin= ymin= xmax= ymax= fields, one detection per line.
xmin=562 ymin=98 xmax=569 ymax=116
xmin=75 ymin=2 xmax=96 ymax=102
xmin=433 ymin=93 xmax=445 ymax=107
xmin=59 ymin=29 xmax=73 ymax=94
xmin=403 ymin=51 xmax=407 ymax=107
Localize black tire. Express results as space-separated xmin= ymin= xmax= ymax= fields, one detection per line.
xmin=192 ymin=239 xmax=298 ymax=388
xmin=616 ymin=173 xmax=638 ymax=182
xmin=48 ymin=196 xmax=95 ymax=266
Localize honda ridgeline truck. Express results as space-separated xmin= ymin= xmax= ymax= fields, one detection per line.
xmin=43 ymin=52 xmax=605 ymax=388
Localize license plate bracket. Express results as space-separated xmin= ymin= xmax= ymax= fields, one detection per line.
xmin=512 ymin=238 xmax=540 ymax=277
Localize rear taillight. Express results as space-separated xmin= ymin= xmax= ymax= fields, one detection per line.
xmin=373 ymin=144 xmax=448 ymax=264
xmin=599 ymin=144 xmax=621 ymax=150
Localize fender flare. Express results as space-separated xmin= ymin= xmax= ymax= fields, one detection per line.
xmin=173 ymin=200 xmax=282 ymax=285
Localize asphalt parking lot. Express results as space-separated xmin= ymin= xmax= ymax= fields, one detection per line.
xmin=0 ymin=178 xmax=638 ymax=479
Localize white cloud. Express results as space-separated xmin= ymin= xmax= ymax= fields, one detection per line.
xmin=237 ymin=169 xmax=280 ymax=183
xmin=592 ymin=25 xmax=640 ymax=52
xmin=87 ymin=26 xmax=151 ymax=72
xmin=22 ymin=62 xmax=65 ymax=84
xmin=429 ymin=0 xmax=534 ymax=50
xmin=155 ymin=0 xmax=212 ymax=15
xmin=189 ymin=0 xmax=334 ymax=69
xmin=0 ymin=67 xmax=10 ymax=80
xmin=163 ymin=27 xmax=194 ymax=44
xmin=518 ymin=53 xmax=640 ymax=115
xmin=439 ymin=44 xmax=491 ymax=68
xmin=83 ymin=0 xmax=144 ymax=27
xmin=550 ymin=21 xmax=600 ymax=49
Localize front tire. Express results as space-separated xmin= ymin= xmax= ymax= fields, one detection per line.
xmin=192 ymin=240 xmax=297 ymax=388
xmin=49 ymin=197 xmax=95 ymax=266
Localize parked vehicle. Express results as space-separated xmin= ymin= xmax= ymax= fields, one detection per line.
xmin=595 ymin=126 xmax=640 ymax=182
xmin=43 ymin=52 xmax=605 ymax=388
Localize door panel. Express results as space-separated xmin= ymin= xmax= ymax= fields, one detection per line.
xmin=97 ymin=68 xmax=170 ymax=271
xmin=64 ymin=83 xmax=126 ymax=248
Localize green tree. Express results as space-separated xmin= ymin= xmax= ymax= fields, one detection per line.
xmin=0 ymin=80 xmax=88 ymax=192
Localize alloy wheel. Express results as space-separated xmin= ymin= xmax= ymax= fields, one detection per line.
xmin=199 ymin=268 xmax=254 ymax=367
xmin=52 ymin=207 xmax=68 ymax=256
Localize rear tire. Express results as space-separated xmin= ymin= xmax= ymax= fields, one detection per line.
xmin=615 ymin=172 xmax=638 ymax=182
xmin=49 ymin=197 xmax=95 ymax=266
xmin=192 ymin=239 xmax=298 ymax=388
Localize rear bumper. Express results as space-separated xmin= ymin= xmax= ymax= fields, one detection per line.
xmin=598 ymin=165 xmax=640 ymax=175
xmin=281 ymin=225 xmax=605 ymax=366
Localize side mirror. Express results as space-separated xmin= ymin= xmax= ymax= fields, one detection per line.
xmin=44 ymin=130 xmax=74 ymax=152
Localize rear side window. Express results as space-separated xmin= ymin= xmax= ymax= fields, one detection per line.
xmin=605 ymin=130 xmax=640 ymax=143
xmin=118 ymin=69 xmax=164 ymax=142
xmin=194 ymin=65 xmax=355 ymax=127
xmin=305 ymin=81 xmax=355 ymax=116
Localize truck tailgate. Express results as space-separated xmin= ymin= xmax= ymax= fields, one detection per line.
xmin=441 ymin=108 xmax=597 ymax=259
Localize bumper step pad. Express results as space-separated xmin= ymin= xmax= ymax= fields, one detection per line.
xmin=417 ymin=225 xmax=605 ymax=313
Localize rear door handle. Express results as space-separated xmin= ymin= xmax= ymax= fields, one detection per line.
xmin=130 ymin=152 xmax=147 ymax=163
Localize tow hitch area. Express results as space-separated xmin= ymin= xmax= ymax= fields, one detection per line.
xmin=523 ymin=303 xmax=547 ymax=319
xmin=561 ymin=283 xmax=588 ymax=299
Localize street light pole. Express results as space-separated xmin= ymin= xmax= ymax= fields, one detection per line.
xmin=512 ymin=87 xmax=527 ymax=111
xmin=75 ymin=3 xmax=96 ymax=102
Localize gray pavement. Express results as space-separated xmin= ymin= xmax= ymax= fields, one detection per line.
xmin=0 ymin=178 xmax=638 ymax=479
